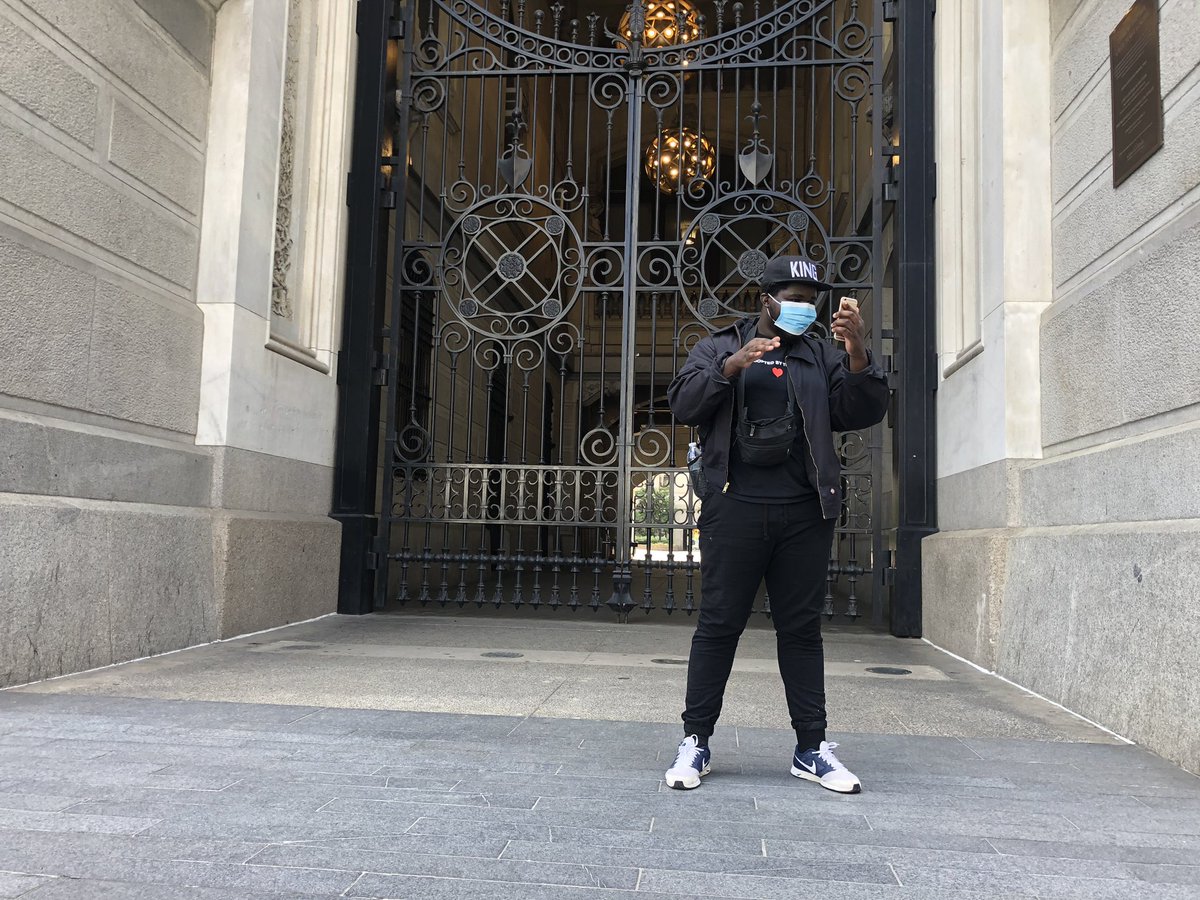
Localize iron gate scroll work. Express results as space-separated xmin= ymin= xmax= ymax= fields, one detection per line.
xmin=379 ymin=0 xmax=895 ymax=622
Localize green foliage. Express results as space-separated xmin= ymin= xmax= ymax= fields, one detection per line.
xmin=632 ymin=479 xmax=673 ymax=544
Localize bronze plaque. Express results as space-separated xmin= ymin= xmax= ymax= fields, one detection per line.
xmin=1110 ymin=0 xmax=1163 ymax=188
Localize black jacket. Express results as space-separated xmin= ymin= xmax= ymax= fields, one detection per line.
xmin=667 ymin=317 xmax=890 ymax=520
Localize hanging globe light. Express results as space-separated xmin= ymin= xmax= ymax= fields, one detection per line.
xmin=619 ymin=0 xmax=701 ymax=47
xmin=644 ymin=127 xmax=716 ymax=194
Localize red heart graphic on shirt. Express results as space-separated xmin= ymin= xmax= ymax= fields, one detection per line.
xmin=771 ymin=367 xmax=784 ymax=378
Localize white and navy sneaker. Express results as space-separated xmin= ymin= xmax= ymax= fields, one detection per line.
xmin=665 ymin=735 xmax=711 ymax=790
xmin=790 ymin=741 xmax=862 ymax=794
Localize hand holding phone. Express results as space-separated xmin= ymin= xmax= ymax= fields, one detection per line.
xmin=833 ymin=297 xmax=859 ymax=342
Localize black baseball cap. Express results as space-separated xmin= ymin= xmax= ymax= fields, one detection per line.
xmin=759 ymin=255 xmax=833 ymax=292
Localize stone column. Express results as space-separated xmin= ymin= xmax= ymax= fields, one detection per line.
xmin=195 ymin=0 xmax=352 ymax=637
xmin=0 ymin=0 xmax=225 ymax=685
xmin=923 ymin=0 xmax=1053 ymax=671
xmin=925 ymin=0 xmax=1200 ymax=775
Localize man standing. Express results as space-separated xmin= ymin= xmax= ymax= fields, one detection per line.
xmin=664 ymin=256 xmax=889 ymax=793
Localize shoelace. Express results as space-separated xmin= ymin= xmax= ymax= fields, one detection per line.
xmin=673 ymin=741 xmax=704 ymax=770
xmin=816 ymin=742 xmax=847 ymax=771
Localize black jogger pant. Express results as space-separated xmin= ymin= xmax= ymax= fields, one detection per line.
xmin=682 ymin=492 xmax=836 ymax=738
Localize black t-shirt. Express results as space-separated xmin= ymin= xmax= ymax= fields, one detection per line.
xmin=728 ymin=349 xmax=817 ymax=504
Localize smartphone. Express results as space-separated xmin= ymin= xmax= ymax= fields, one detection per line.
xmin=834 ymin=297 xmax=859 ymax=341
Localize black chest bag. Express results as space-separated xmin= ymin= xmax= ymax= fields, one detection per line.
xmin=735 ymin=362 xmax=798 ymax=467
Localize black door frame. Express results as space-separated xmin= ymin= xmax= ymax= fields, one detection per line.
xmin=330 ymin=0 xmax=397 ymax=614
xmin=890 ymin=0 xmax=937 ymax=637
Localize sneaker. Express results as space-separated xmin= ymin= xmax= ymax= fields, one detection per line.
xmin=665 ymin=735 xmax=711 ymax=790
xmin=790 ymin=740 xmax=862 ymax=794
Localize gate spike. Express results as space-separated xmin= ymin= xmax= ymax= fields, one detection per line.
xmin=590 ymin=564 xmax=602 ymax=611
xmin=824 ymin=557 xmax=836 ymax=618
xmin=397 ymin=560 xmax=410 ymax=605
xmin=511 ymin=557 xmax=525 ymax=609
xmin=492 ymin=562 xmax=505 ymax=608
xmin=530 ymin=561 xmax=542 ymax=607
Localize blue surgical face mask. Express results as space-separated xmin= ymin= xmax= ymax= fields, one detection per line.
xmin=771 ymin=297 xmax=817 ymax=335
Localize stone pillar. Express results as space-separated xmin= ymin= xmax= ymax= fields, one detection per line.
xmin=925 ymin=0 xmax=1200 ymax=775
xmin=924 ymin=0 xmax=1053 ymax=667
xmin=195 ymin=0 xmax=353 ymax=636
xmin=1 ymin=0 xmax=219 ymax=683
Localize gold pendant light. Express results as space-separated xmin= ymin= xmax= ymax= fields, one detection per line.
xmin=645 ymin=127 xmax=716 ymax=194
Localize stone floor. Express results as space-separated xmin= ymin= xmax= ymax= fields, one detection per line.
xmin=0 ymin=612 xmax=1198 ymax=899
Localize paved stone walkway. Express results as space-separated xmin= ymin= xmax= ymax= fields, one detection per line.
xmin=1 ymin=689 xmax=1200 ymax=898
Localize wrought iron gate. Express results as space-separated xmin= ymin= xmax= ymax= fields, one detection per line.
xmin=375 ymin=0 xmax=896 ymax=622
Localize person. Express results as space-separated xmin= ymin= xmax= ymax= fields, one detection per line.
xmin=664 ymin=255 xmax=889 ymax=793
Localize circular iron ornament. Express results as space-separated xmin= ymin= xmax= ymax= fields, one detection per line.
xmin=441 ymin=194 xmax=583 ymax=338
xmin=394 ymin=422 xmax=432 ymax=463
xmin=634 ymin=427 xmax=673 ymax=467
xmin=510 ymin=338 xmax=545 ymax=372
xmin=679 ymin=321 xmax=711 ymax=353
xmin=590 ymin=73 xmax=627 ymax=110
xmin=584 ymin=247 xmax=625 ymax=289
xmin=498 ymin=251 xmax=526 ymax=280
xmin=439 ymin=320 xmax=472 ymax=355
xmin=551 ymin=179 xmax=584 ymax=212
xmin=838 ymin=431 xmax=870 ymax=466
xmin=835 ymin=64 xmax=872 ymax=104
xmin=580 ymin=425 xmax=618 ymax=467
xmin=643 ymin=71 xmax=684 ymax=110
xmin=447 ymin=180 xmax=478 ymax=211
xmin=401 ymin=248 xmax=436 ymax=287
xmin=546 ymin=321 xmax=580 ymax=357
xmin=677 ymin=192 xmax=841 ymax=324
xmin=410 ymin=77 xmax=446 ymax=114
xmin=472 ymin=338 xmax=505 ymax=371
xmin=834 ymin=241 xmax=872 ymax=282
xmin=737 ymin=249 xmax=768 ymax=280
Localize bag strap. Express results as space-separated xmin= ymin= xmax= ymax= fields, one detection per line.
xmin=737 ymin=350 xmax=796 ymax=422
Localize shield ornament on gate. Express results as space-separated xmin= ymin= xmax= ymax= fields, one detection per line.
xmin=738 ymin=146 xmax=774 ymax=186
